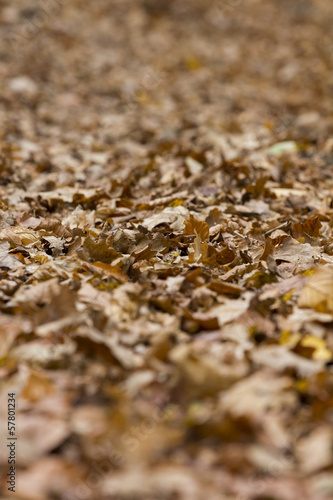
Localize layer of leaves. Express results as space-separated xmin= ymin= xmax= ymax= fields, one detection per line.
xmin=1 ymin=1 xmax=333 ymax=499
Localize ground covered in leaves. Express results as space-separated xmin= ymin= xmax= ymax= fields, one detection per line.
xmin=1 ymin=0 xmax=333 ymax=499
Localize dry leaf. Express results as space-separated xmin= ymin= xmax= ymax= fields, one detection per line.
xmin=184 ymin=214 xmax=210 ymax=242
xmin=298 ymin=266 xmax=333 ymax=313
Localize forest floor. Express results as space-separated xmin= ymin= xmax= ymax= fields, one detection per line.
xmin=0 ymin=1 xmax=333 ymax=499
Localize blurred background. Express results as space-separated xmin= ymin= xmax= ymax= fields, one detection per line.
xmin=1 ymin=0 xmax=332 ymax=158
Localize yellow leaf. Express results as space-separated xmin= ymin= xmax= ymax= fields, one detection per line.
xmin=33 ymin=253 xmax=51 ymax=264
xmin=184 ymin=56 xmax=201 ymax=70
xmin=280 ymin=330 xmax=301 ymax=348
xmin=300 ymin=335 xmax=332 ymax=361
xmin=296 ymin=379 xmax=308 ymax=393
xmin=303 ymin=269 xmax=316 ymax=277
xmin=170 ymin=199 xmax=183 ymax=207
xmin=283 ymin=291 xmax=294 ymax=302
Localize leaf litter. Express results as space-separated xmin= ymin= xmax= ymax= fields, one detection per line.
xmin=1 ymin=1 xmax=333 ymax=499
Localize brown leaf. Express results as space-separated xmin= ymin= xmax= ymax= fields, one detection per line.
xmin=291 ymin=216 xmax=322 ymax=241
xmin=298 ymin=266 xmax=333 ymax=313
xmin=81 ymin=236 xmax=119 ymax=263
xmin=131 ymin=243 xmax=157 ymax=262
xmin=184 ymin=214 xmax=210 ymax=242
xmin=203 ymin=243 xmax=236 ymax=266
xmin=208 ymin=279 xmax=243 ymax=296
xmin=89 ymin=262 xmax=129 ymax=283
xmin=35 ymin=218 xmax=72 ymax=239
xmin=206 ymin=208 xmax=224 ymax=227
xmin=22 ymin=371 xmax=55 ymax=402
xmin=0 ymin=225 xmax=39 ymax=246
xmin=272 ymin=236 xmax=319 ymax=265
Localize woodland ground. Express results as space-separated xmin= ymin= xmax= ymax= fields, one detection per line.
xmin=0 ymin=1 xmax=333 ymax=499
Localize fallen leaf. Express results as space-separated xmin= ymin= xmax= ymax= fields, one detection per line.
xmin=184 ymin=214 xmax=210 ymax=242
xmin=298 ymin=266 xmax=333 ymax=313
